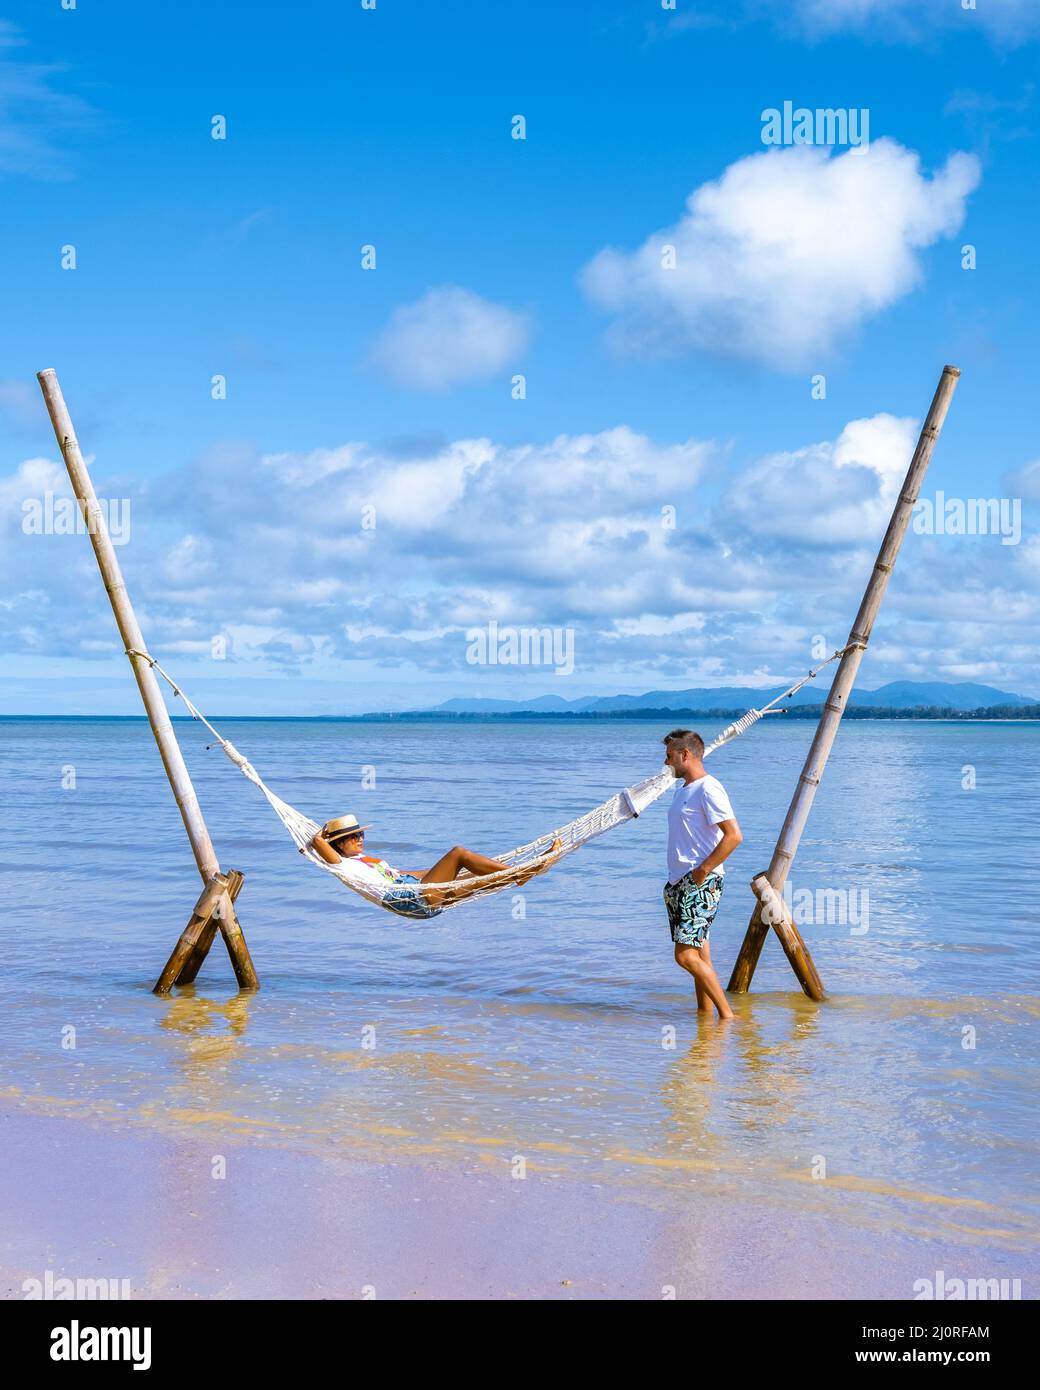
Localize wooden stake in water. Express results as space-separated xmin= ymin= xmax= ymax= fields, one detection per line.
xmin=36 ymin=368 xmax=258 ymax=994
xmin=728 ymin=366 xmax=961 ymax=998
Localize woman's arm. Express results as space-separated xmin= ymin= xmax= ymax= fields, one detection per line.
xmin=307 ymin=827 xmax=342 ymax=865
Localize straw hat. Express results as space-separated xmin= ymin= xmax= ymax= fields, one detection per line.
xmin=324 ymin=814 xmax=371 ymax=842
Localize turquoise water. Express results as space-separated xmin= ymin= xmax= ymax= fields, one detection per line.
xmin=2 ymin=717 xmax=1038 ymax=1249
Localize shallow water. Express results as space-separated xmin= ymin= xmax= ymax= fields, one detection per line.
xmin=2 ymin=717 xmax=1038 ymax=1250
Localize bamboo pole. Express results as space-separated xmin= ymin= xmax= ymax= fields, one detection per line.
xmin=36 ymin=368 xmax=258 ymax=992
xmin=728 ymin=365 xmax=961 ymax=996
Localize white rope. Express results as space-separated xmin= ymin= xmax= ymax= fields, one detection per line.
xmin=124 ymin=644 xmax=858 ymax=916
xmin=701 ymin=643 xmax=861 ymax=755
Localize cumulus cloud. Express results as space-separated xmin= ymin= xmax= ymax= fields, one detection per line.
xmin=3 ymin=417 xmax=1036 ymax=701
xmin=368 ymin=285 xmax=530 ymax=391
xmin=727 ymin=413 xmax=919 ymax=545
xmin=0 ymin=455 xmax=69 ymax=516
xmin=0 ymin=427 xmax=728 ymax=681
xmin=580 ymin=140 xmax=980 ymax=367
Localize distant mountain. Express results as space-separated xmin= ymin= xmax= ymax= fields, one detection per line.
xmin=578 ymin=685 xmax=826 ymax=713
xmin=856 ymin=681 xmax=1036 ymax=712
xmin=428 ymin=685 xmax=824 ymax=715
xmin=434 ymin=694 xmax=577 ymax=714
xmin=420 ymin=680 xmax=1037 ymax=717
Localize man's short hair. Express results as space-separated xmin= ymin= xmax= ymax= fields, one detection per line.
xmin=663 ymin=728 xmax=704 ymax=758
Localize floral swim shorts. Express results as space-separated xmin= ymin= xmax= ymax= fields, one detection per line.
xmin=663 ymin=870 xmax=724 ymax=947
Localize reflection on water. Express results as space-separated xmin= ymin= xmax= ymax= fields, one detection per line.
xmin=2 ymin=718 xmax=1038 ymax=1247
xmin=4 ymin=983 xmax=1036 ymax=1246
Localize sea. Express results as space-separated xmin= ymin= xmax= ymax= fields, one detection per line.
xmin=2 ymin=716 xmax=1037 ymax=1263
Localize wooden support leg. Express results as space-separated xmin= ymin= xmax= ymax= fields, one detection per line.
xmin=153 ymin=870 xmax=258 ymax=995
xmin=174 ymin=869 xmax=249 ymax=987
xmin=728 ymin=902 xmax=772 ymax=995
xmin=730 ymin=874 xmax=825 ymax=1001
xmin=154 ymin=874 xmax=232 ymax=995
xmin=215 ymin=896 xmax=259 ymax=993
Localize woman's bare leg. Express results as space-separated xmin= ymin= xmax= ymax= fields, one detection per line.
xmin=419 ymin=839 xmax=563 ymax=898
xmin=420 ymin=846 xmax=510 ymax=884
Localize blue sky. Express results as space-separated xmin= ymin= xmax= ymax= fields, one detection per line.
xmin=2 ymin=0 xmax=1038 ymax=713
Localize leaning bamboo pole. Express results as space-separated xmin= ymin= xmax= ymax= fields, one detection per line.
xmin=728 ymin=365 xmax=961 ymax=997
xmin=36 ymin=368 xmax=258 ymax=992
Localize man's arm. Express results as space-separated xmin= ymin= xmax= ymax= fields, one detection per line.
xmin=692 ymin=817 xmax=743 ymax=884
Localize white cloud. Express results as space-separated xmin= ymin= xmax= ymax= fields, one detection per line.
xmin=652 ymin=0 xmax=1039 ymax=47
xmin=3 ymin=418 xmax=1037 ymax=700
xmin=580 ymin=140 xmax=979 ymax=367
xmin=727 ymin=413 xmax=919 ymax=544
xmin=1008 ymin=458 xmax=1040 ymax=502
xmin=0 ymin=456 xmax=69 ymax=516
xmin=610 ymin=612 xmax=707 ymax=638
xmin=368 ymin=285 xmax=530 ymax=392
xmin=265 ymin=437 xmax=493 ymax=529
xmin=0 ymin=22 xmax=98 ymax=179
xmin=787 ymin=0 xmax=1039 ymax=45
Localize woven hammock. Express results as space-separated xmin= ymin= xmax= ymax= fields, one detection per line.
xmin=129 ymin=649 xmax=851 ymax=918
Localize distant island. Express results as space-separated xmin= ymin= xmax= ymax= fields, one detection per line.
xmin=357 ymin=679 xmax=1040 ymax=722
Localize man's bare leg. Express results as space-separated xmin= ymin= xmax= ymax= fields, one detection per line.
xmin=693 ymin=938 xmax=712 ymax=1012
xmin=674 ymin=942 xmax=734 ymax=1019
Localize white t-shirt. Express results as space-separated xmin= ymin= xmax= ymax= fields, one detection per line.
xmin=667 ymin=774 xmax=736 ymax=885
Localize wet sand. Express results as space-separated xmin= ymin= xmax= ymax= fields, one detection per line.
xmin=1 ymin=1102 xmax=1029 ymax=1300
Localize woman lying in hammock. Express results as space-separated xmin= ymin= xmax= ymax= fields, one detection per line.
xmin=308 ymin=814 xmax=560 ymax=918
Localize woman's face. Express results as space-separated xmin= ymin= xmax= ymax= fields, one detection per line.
xmin=333 ymin=831 xmax=365 ymax=858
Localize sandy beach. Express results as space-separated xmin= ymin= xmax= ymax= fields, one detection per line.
xmin=2 ymin=1099 xmax=1031 ymax=1301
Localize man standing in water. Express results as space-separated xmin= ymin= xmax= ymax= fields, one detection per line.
xmin=661 ymin=730 xmax=743 ymax=1020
